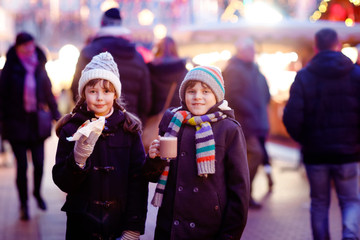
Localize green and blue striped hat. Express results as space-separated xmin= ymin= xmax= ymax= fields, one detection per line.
xmin=179 ymin=65 xmax=225 ymax=102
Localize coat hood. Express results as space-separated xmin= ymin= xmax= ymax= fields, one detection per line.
xmin=306 ymin=51 xmax=354 ymax=78
xmin=148 ymin=59 xmax=186 ymax=75
xmin=85 ymin=36 xmax=137 ymax=60
xmin=6 ymin=45 xmax=48 ymax=66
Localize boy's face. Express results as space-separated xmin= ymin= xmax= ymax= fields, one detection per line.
xmin=85 ymin=80 xmax=116 ymax=116
xmin=185 ymin=81 xmax=217 ymax=116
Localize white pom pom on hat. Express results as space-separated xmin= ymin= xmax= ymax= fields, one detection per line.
xmin=78 ymin=52 xmax=121 ymax=98
xmin=179 ymin=65 xmax=225 ymax=102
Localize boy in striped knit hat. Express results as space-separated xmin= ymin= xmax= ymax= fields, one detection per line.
xmin=143 ymin=65 xmax=250 ymax=240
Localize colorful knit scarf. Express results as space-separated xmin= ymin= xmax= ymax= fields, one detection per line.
xmin=151 ymin=110 xmax=227 ymax=207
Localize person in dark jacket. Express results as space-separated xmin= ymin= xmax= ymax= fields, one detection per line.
xmin=53 ymin=52 xmax=148 ymax=240
xmin=147 ymin=36 xmax=188 ymax=115
xmin=356 ymin=43 xmax=360 ymax=66
xmin=0 ymin=32 xmax=61 ymax=221
xmin=143 ymin=66 xmax=250 ymax=240
xmin=283 ymin=28 xmax=360 ymax=240
xmin=71 ymin=8 xmax=151 ymax=124
xmin=223 ymin=37 xmax=272 ymax=208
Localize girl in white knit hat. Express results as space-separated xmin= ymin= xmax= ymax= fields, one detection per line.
xmin=143 ymin=65 xmax=250 ymax=240
xmin=53 ymin=52 xmax=147 ymax=240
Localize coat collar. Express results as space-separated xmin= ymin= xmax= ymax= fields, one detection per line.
xmin=71 ymin=104 xmax=125 ymax=134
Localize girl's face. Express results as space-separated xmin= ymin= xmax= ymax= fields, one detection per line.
xmin=185 ymin=81 xmax=217 ymax=116
xmin=84 ymin=80 xmax=116 ymax=116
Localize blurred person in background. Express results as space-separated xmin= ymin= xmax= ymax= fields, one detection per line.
xmin=0 ymin=32 xmax=61 ymax=220
xmin=0 ymin=68 xmax=10 ymax=167
xmin=223 ymin=37 xmax=272 ymax=209
xmin=147 ymin=36 xmax=188 ymax=116
xmin=71 ymin=7 xmax=151 ymax=124
xmin=283 ymin=28 xmax=360 ymax=240
xmin=356 ymin=43 xmax=360 ymax=66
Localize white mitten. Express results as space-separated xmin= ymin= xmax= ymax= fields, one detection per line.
xmin=120 ymin=230 xmax=140 ymax=240
xmin=74 ymin=131 xmax=101 ymax=167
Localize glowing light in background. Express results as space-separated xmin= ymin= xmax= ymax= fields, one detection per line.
xmin=58 ymin=44 xmax=79 ymax=61
xmin=138 ymin=9 xmax=154 ymax=26
xmin=0 ymin=55 xmax=6 ymax=69
xmin=192 ymin=50 xmax=232 ymax=66
xmin=186 ymin=62 xmax=194 ymax=71
xmin=80 ymin=5 xmax=90 ymax=21
xmin=243 ymin=1 xmax=283 ymax=25
xmin=350 ymin=0 xmax=360 ymax=6
xmin=257 ymin=51 xmax=299 ymax=101
xmin=341 ymin=46 xmax=357 ymax=63
xmin=345 ymin=18 xmax=354 ymax=27
xmin=100 ymin=0 xmax=119 ymax=12
xmin=46 ymin=44 xmax=80 ymax=94
xmin=220 ymin=0 xmax=243 ymax=22
xmin=319 ymin=2 xmax=328 ymax=13
xmin=153 ymin=24 xmax=167 ymax=40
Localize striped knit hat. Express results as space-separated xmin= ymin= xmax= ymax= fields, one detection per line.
xmin=179 ymin=65 xmax=225 ymax=102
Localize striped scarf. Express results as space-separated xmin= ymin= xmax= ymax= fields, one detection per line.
xmin=151 ymin=110 xmax=226 ymax=207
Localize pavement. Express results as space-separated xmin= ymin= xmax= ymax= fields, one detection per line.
xmin=0 ymin=132 xmax=343 ymax=240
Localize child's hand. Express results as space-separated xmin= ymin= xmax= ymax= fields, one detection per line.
xmin=148 ymin=136 xmax=160 ymax=159
xmin=74 ymin=131 xmax=101 ymax=167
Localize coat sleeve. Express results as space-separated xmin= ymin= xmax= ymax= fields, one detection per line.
xmin=217 ymin=123 xmax=250 ymax=240
xmin=124 ymin=132 xmax=149 ymax=234
xmin=52 ymin=127 xmax=91 ymax=194
xmin=0 ymin=64 xmax=8 ymax=123
xmin=282 ymin=73 xmax=305 ymax=143
xmin=141 ymin=155 xmax=167 ymax=182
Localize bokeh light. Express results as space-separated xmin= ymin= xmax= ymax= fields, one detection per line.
xmin=244 ymin=1 xmax=283 ymax=25
xmin=341 ymin=46 xmax=357 ymax=63
xmin=153 ymin=24 xmax=167 ymax=40
xmin=138 ymin=9 xmax=154 ymax=26
xmin=45 ymin=44 xmax=80 ymax=94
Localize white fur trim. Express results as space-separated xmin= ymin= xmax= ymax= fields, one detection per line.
xmin=96 ymin=26 xmax=132 ymax=40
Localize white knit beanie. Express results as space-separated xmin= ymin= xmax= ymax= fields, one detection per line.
xmin=78 ymin=52 xmax=121 ymax=98
xmin=179 ymin=65 xmax=225 ymax=102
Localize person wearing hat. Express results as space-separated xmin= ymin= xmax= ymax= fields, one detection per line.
xmin=53 ymin=52 xmax=148 ymax=240
xmin=143 ymin=66 xmax=250 ymax=239
xmin=0 ymin=31 xmax=61 ymax=220
xmin=71 ymin=7 xmax=151 ymax=125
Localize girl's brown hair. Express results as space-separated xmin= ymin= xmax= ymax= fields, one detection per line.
xmin=153 ymin=36 xmax=179 ymax=59
xmin=55 ymin=79 xmax=142 ymax=137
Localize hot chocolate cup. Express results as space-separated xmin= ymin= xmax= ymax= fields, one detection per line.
xmin=160 ymin=136 xmax=177 ymax=159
